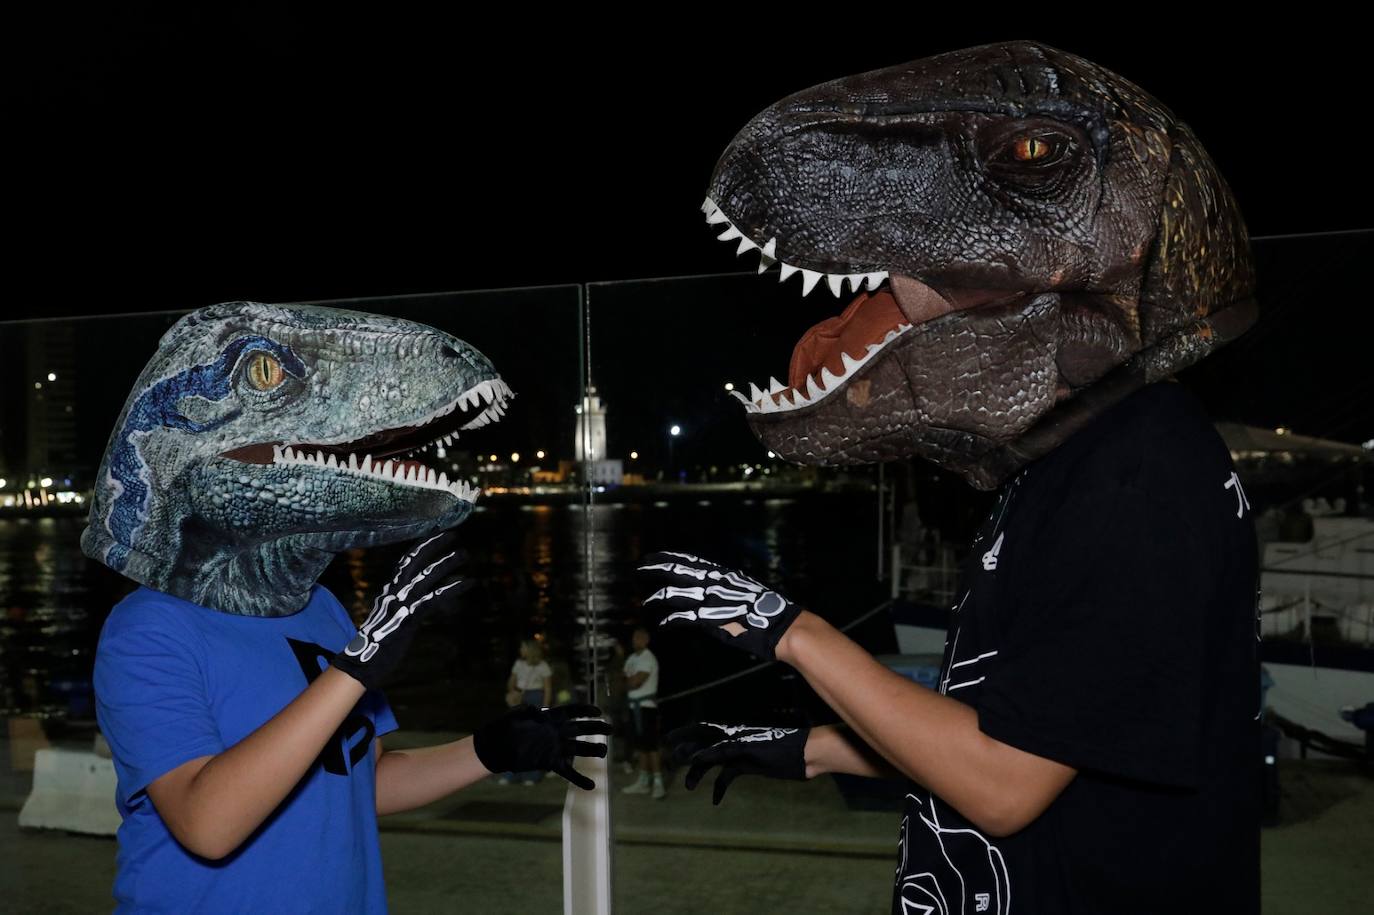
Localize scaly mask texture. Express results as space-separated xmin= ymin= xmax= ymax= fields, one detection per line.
xmin=80 ymin=301 xmax=512 ymax=616
xmin=707 ymin=40 xmax=1257 ymax=490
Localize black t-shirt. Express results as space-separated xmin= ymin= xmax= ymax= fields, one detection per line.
xmin=892 ymin=382 xmax=1261 ymax=915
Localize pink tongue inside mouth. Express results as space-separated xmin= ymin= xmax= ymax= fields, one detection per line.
xmin=890 ymin=273 xmax=957 ymax=325
xmin=786 ymin=275 xmax=959 ymax=393
xmin=781 ymin=274 xmax=1020 ymax=398
xmin=788 ymin=290 xmax=906 ymax=391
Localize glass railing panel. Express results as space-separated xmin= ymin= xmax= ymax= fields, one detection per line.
xmin=586 ymin=272 xmax=898 ymax=911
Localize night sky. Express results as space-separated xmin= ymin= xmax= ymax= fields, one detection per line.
xmin=4 ymin=13 xmax=1372 ymax=454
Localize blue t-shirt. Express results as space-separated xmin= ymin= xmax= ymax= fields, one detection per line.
xmin=94 ymin=584 xmax=398 ymax=914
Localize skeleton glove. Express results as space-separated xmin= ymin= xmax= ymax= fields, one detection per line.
xmin=331 ymin=531 xmax=470 ymax=691
xmin=638 ymin=551 xmax=802 ymax=660
xmin=666 ymin=722 xmax=809 ymax=805
xmin=473 ymin=703 xmax=613 ymax=790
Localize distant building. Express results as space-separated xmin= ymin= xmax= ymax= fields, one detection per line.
xmin=574 ymin=386 xmax=608 ymax=461
xmin=532 ymin=465 xmax=567 ymax=485
xmin=574 ymin=385 xmax=622 ymax=487
xmin=24 ymin=322 xmax=78 ymax=482
xmin=585 ymin=460 xmax=623 ymax=487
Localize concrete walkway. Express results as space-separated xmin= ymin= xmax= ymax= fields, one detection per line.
xmin=4 ymin=731 xmax=1371 ymax=912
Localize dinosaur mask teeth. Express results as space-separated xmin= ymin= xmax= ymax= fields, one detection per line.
xmin=731 ymin=311 xmax=915 ymax=415
xmin=707 ymin=195 xmax=914 ymax=415
xmin=220 ymin=375 xmax=514 ymax=503
xmin=270 ymin=445 xmax=479 ymax=503
xmin=454 ymin=378 xmax=514 ymax=428
xmin=339 ymin=376 xmax=514 ymax=458
xmin=706 ymin=197 xmax=1040 ymax=417
xmin=703 ymin=197 xmax=888 ymax=297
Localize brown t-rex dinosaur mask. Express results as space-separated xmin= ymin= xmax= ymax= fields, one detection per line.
xmin=706 ymin=40 xmax=1257 ymax=490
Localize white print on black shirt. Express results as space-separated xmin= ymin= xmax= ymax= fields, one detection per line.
xmin=1224 ymin=472 xmax=1251 ymax=519
xmin=942 ymin=475 xmax=1019 ymax=696
xmin=896 ymin=793 xmax=1010 ymax=915
xmin=980 ymin=533 xmax=1004 ymax=571
xmin=901 ymin=478 xmax=1016 ymax=913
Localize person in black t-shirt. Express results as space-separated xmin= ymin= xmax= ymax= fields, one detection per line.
xmin=645 ymin=381 xmax=1261 ymax=914
xmin=650 ymin=39 xmax=1264 ymax=915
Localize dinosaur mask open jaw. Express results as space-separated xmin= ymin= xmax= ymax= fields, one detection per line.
xmin=704 ymin=197 xmax=1021 ymax=414
xmin=731 ymin=288 xmax=915 ymax=413
xmin=219 ymin=377 xmax=513 ymax=503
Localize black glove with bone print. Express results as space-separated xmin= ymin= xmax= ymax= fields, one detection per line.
xmin=666 ymin=722 xmax=810 ymax=805
xmin=638 ymin=551 xmax=802 ymax=661
xmin=331 ymin=531 xmax=470 ymax=690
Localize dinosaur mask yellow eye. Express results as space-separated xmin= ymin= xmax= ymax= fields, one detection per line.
xmin=1013 ymin=136 xmax=1055 ymax=161
xmin=247 ymin=352 xmax=285 ymax=390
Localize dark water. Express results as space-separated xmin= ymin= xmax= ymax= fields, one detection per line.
xmin=0 ymin=491 xmax=889 ymax=734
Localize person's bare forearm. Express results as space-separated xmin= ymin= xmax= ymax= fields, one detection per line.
xmin=804 ymin=724 xmax=901 ymax=779
xmin=156 ymin=667 xmax=365 ymax=859
xmin=375 ymin=737 xmax=492 ymax=815
xmin=778 ymin=612 xmax=1073 ymax=836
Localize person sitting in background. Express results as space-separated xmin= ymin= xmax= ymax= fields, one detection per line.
xmin=621 ymin=626 xmax=664 ymax=799
xmin=499 ymin=639 xmax=555 ymax=785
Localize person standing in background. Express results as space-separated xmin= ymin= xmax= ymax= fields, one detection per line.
xmin=606 ymin=637 xmax=636 ymax=773
xmin=500 ymin=639 xmax=554 ymax=786
xmin=621 ymin=627 xmax=664 ymax=799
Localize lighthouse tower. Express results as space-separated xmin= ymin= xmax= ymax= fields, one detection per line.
xmin=574 ymin=385 xmax=621 ymax=486
xmin=574 ymin=385 xmax=607 ymax=461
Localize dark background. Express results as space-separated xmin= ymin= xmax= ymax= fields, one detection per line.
xmin=4 ymin=12 xmax=1369 ymax=318
xmin=2 ymin=11 xmax=1371 ymax=738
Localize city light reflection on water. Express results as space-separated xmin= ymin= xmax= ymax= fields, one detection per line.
xmin=0 ymin=516 xmax=114 ymax=720
xmin=1 ymin=492 xmax=884 ymax=733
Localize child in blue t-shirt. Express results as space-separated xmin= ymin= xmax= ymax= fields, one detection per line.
xmin=94 ymin=533 xmax=609 ymax=913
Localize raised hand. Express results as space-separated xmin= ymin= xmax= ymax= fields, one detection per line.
xmin=638 ymin=551 xmax=802 ymax=660
xmin=666 ymin=722 xmax=809 ymax=805
xmin=330 ymin=531 xmax=470 ymax=690
xmin=473 ymin=703 xmax=613 ymax=790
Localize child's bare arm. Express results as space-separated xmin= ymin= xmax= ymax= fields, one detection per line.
xmin=803 ymin=724 xmax=901 ymax=779
xmin=148 ymin=667 xmax=365 ymax=859
xmin=148 ymin=532 xmax=467 ymax=859
xmin=375 ymin=705 xmax=613 ymax=812
xmin=374 ymin=736 xmax=490 ymax=815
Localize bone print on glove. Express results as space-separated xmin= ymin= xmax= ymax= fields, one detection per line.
xmin=330 ymin=531 xmax=470 ymax=691
xmin=638 ymin=551 xmax=801 ymax=660
xmin=666 ymin=722 xmax=809 ymax=805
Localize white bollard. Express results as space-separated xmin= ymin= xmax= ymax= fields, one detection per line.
xmin=562 ymin=732 xmax=612 ymax=915
xmin=18 ymin=748 xmax=121 ymax=836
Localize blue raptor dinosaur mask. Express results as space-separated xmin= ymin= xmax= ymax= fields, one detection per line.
xmin=705 ymin=40 xmax=1257 ymax=489
xmin=81 ymin=302 xmax=512 ymax=617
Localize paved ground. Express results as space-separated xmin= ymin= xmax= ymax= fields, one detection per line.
xmin=4 ymin=731 xmax=1371 ymax=912
xmin=1257 ymin=759 xmax=1374 ymax=914
xmin=4 ymin=825 xmax=898 ymax=914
